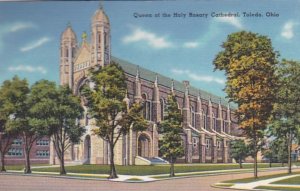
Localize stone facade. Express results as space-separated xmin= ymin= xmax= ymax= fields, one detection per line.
xmin=50 ymin=6 xmax=239 ymax=165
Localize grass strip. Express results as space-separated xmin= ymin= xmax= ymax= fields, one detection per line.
xmin=224 ymin=172 xmax=300 ymax=183
xmin=5 ymin=164 xmax=50 ymax=171
xmin=214 ymin=183 xmax=234 ymax=187
xmin=255 ymin=186 xmax=300 ymax=191
xmin=32 ymin=171 xmax=108 ymax=179
xmin=33 ymin=163 xmax=283 ymax=176
xmin=271 ymin=175 xmax=300 ymax=185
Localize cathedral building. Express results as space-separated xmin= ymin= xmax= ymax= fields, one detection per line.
xmin=50 ymin=6 xmax=239 ymax=166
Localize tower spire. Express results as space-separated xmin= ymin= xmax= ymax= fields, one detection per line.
xmin=99 ymin=0 xmax=103 ymax=9
xmin=136 ymin=66 xmax=140 ymax=81
xmin=171 ymin=79 xmax=175 ymax=94
xmin=154 ymin=74 xmax=158 ymax=87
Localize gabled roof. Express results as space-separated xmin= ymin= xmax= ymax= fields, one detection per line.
xmin=111 ymin=56 xmax=234 ymax=108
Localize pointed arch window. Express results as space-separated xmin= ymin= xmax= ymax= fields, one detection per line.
xmin=160 ymin=98 xmax=166 ymax=121
xmin=104 ymin=32 xmax=107 ymax=47
xmin=142 ymin=93 xmax=152 ymax=121
xmin=191 ymin=106 xmax=196 ymax=127
xmin=212 ymin=113 xmax=216 ymax=131
xmin=98 ymin=33 xmax=101 ymax=48
xmin=201 ymin=109 xmax=207 ymax=129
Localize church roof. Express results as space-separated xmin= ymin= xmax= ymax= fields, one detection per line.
xmin=61 ymin=25 xmax=77 ymax=40
xmin=92 ymin=8 xmax=110 ymax=24
xmin=112 ymin=56 xmax=234 ymax=108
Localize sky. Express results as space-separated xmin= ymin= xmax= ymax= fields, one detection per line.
xmin=0 ymin=0 xmax=299 ymax=97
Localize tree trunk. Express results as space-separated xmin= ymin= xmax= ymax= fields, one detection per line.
xmin=0 ymin=153 xmax=6 ymax=172
xmin=269 ymin=160 xmax=272 ymax=168
xmin=109 ymin=143 xmax=118 ymax=179
xmin=59 ymin=152 xmax=66 ymax=175
xmin=170 ymin=160 xmax=175 ymax=177
xmin=288 ymin=131 xmax=292 ymax=174
xmin=254 ymin=138 xmax=258 ymax=179
xmin=239 ymin=158 xmax=243 ymax=169
xmin=24 ymin=149 xmax=31 ymax=174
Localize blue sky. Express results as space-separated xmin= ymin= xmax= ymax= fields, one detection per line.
xmin=0 ymin=1 xmax=300 ymax=97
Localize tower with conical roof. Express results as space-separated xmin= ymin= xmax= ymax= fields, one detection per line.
xmin=91 ymin=4 xmax=111 ymax=67
xmin=60 ymin=24 xmax=77 ymax=87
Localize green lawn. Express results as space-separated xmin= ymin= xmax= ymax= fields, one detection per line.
xmin=34 ymin=163 xmax=283 ymax=176
xmin=255 ymin=186 xmax=300 ymax=191
xmin=224 ymin=172 xmax=300 ymax=184
xmin=272 ymin=175 xmax=300 ymax=185
xmin=4 ymin=164 xmax=49 ymax=171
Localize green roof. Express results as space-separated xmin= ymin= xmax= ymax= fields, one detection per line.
xmin=112 ymin=56 xmax=234 ymax=108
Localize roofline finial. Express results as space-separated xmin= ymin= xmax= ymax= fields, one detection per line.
xmin=99 ymin=0 xmax=104 ymax=9
xmin=67 ymin=21 xmax=71 ymax=27
xmin=171 ymin=79 xmax=174 ymax=93
xmin=136 ymin=66 xmax=140 ymax=80
xmin=197 ymin=91 xmax=201 ymax=100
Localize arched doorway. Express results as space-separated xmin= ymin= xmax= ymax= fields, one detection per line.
xmin=138 ymin=134 xmax=151 ymax=158
xmin=84 ymin=135 xmax=91 ymax=164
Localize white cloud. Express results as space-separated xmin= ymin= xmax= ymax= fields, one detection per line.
xmin=9 ymin=22 xmax=36 ymax=32
xmin=8 ymin=65 xmax=47 ymax=74
xmin=281 ymin=21 xmax=298 ymax=39
xmin=122 ymin=27 xmax=173 ymax=49
xmin=171 ymin=68 xmax=225 ymax=85
xmin=216 ymin=17 xmax=243 ymax=29
xmin=20 ymin=37 xmax=51 ymax=52
xmin=183 ymin=41 xmax=199 ymax=48
xmin=0 ymin=22 xmax=36 ymax=51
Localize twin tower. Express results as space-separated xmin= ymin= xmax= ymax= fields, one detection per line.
xmin=59 ymin=6 xmax=111 ymax=90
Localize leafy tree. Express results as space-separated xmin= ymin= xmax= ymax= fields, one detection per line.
xmin=159 ymin=93 xmax=184 ymax=177
xmin=82 ymin=62 xmax=147 ymax=179
xmin=262 ymin=140 xmax=276 ymax=168
xmin=22 ymin=80 xmax=57 ymax=173
xmin=50 ymin=86 xmax=85 ymax=175
xmin=269 ymin=59 xmax=300 ymax=173
xmin=0 ymin=77 xmax=24 ymax=172
xmin=263 ymin=138 xmax=288 ymax=167
xmin=230 ymin=139 xmax=249 ymax=168
xmin=213 ymin=31 xmax=279 ymax=178
xmin=275 ymin=138 xmax=289 ymax=166
xmin=5 ymin=77 xmax=31 ymax=173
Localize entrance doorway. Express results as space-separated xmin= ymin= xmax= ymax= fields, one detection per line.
xmin=138 ymin=134 xmax=151 ymax=158
xmin=84 ymin=135 xmax=91 ymax=164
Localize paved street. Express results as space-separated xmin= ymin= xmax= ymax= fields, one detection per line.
xmin=0 ymin=169 xmax=298 ymax=191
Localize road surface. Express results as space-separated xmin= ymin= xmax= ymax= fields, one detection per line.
xmin=0 ymin=169 xmax=297 ymax=191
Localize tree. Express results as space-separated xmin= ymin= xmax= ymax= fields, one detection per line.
xmin=230 ymin=139 xmax=249 ymax=168
xmin=5 ymin=77 xmax=31 ymax=173
xmin=269 ymin=59 xmax=300 ymax=173
xmin=21 ymin=80 xmax=57 ymax=173
xmin=82 ymin=62 xmax=147 ymax=179
xmin=263 ymin=138 xmax=288 ymax=167
xmin=50 ymin=86 xmax=85 ymax=175
xmin=0 ymin=77 xmax=24 ymax=172
xmin=213 ymin=31 xmax=279 ymax=178
xmin=159 ymin=93 xmax=184 ymax=177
